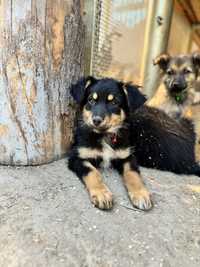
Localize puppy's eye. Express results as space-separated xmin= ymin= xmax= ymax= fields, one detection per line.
xmin=107 ymin=94 xmax=118 ymax=105
xmin=166 ymin=69 xmax=174 ymax=75
xmin=183 ymin=68 xmax=192 ymax=74
xmin=107 ymin=94 xmax=114 ymax=101
xmin=88 ymin=94 xmax=97 ymax=105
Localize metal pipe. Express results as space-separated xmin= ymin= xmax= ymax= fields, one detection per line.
xmin=140 ymin=0 xmax=157 ymax=84
xmin=83 ymin=0 xmax=97 ymax=75
xmin=142 ymin=0 xmax=174 ymax=98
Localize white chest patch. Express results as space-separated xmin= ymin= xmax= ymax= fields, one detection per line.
xmin=101 ymin=141 xmax=115 ymax=168
xmin=101 ymin=141 xmax=130 ymax=169
xmin=78 ymin=142 xmax=131 ymax=169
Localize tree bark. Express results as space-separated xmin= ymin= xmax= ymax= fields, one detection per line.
xmin=0 ymin=0 xmax=85 ymax=165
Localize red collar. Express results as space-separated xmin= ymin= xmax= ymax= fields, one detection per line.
xmin=110 ymin=133 xmax=118 ymax=145
xmin=104 ymin=133 xmax=119 ymax=147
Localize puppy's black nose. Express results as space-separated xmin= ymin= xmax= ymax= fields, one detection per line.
xmin=171 ymin=81 xmax=186 ymax=91
xmin=93 ymin=116 xmax=103 ymax=126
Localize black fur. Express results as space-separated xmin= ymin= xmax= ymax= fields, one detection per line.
xmin=68 ymin=77 xmax=200 ymax=178
xmin=130 ymin=106 xmax=200 ymax=176
xmin=122 ymin=83 xmax=146 ymax=112
xmin=70 ymin=76 xmax=97 ymax=104
xmin=68 ymin=77 xmax=143 ymax=180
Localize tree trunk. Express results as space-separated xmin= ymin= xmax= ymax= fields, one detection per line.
xmin=0 ymin=0 xmax=85 ymax=165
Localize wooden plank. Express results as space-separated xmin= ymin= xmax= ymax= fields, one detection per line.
xmin=192 ymin=31 xmax=200 ymax=49
xmin=176 ymin=0 xmax=198 ymax=23
xmin=189 ymin=0 xmax=200 ymax=22
xmin=0 ymin=0 xmax=85 ymax=165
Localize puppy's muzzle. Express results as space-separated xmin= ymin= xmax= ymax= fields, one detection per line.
xmin=170 ymin=81 xmax=187 ymax=93
xmin=92 ymin=116 xmax=103 ymax=127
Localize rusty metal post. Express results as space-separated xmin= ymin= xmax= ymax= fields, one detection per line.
xmin=142 ymin=0 xmax=174 ymax=98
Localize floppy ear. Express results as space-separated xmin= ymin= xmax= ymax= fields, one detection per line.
xmin=192 ymin=52 xmax=200 ymax=67
xmin=122 ymin=83 xmax=147 ymax=112
xmin=70 ymin=76 xmax=97 ymax=104
xmin=153 ymin=53 xmax=171 ymax=71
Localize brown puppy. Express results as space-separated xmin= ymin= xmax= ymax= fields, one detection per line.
xmin=147 ymin=53 xmax=200 ymax=162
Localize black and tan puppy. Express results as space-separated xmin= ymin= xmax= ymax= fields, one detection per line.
xmin=68 ymin=77 xmax=200 ymax=211
xmin=147 ymin=53 xmax=200 ymax=162
xmin=68 ymin=77 xmax=152 ymax=211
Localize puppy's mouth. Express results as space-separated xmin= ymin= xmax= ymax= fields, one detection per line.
xmin=92 ymin=125 xmax=109 ymax=133
xmin=89 ymin=122 xmax=122 ymax=134
xmin=170 ymin=86 xmax=187 ymax=93
xmin=167 ymin=79 xmax=188 ymax=95
xmin=83 ymin=110 xmax=126 ymax=133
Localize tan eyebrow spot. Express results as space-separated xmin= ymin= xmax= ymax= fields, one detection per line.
xmin=107 ymin=94 xmax=114 ymax=101
xmin=85 ymin=80 xmax=91 ymax=88
xmin=92 ymin=92 xmax=98 ymax=100
xmin=169 ymin=63 xmax=178 ymax=71
xmin=181 ymin=66 xmax=193 ymax=72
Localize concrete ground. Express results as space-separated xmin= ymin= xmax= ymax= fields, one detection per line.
xmin=0 ymin=159 xmax=200 ymax=267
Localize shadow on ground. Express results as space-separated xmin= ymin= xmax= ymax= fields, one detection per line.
xmin=0 ymin=159 xmax=200 ymax=267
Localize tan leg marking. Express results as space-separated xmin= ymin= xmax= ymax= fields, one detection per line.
xmin=123 ymin=163 xmax=152 ymax=210
xmin=83 ymin=162 xmax=113 ymax=210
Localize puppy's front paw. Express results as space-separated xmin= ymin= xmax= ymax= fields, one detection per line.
xmin=129 ymin=189 xmax=152 ymax=211
xmin=90 ymin=184 xmax=113 ymax=210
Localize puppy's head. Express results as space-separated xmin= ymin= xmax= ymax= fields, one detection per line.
xmin=70 ymin=77 xmax=146 ymax=133
xmin=154 ymin=53 xmax=200 ymax=100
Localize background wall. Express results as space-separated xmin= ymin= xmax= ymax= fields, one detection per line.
xmin=168 ymin=7 xmax=192 ymax=54
xmin=91 ymin=0 xmax=148 ymax=85
xmin=89 ymin=0 xmax=200 ymax=87
xmin=168 ymin=1 xmax=200 ymax=55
